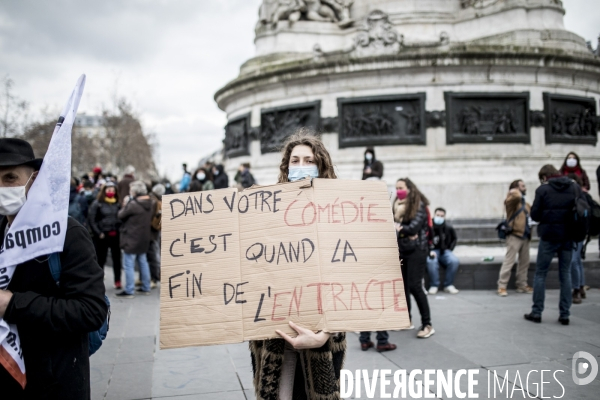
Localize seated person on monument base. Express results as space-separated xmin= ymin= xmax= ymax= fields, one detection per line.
xmin=426 ymin=208 xmax=460 ymax=295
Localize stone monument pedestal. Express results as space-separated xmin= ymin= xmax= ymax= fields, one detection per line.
xmin=216 ymin=0 xmax=600 ymax=220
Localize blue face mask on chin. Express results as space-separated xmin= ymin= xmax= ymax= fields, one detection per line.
xmin=288 ymin=166 xmax=319 ymax=182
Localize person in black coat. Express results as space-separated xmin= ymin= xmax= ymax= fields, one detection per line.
xmin=212 ymin=164 xmax=229 ymax=189
xmin=117 ymin=180 xmax=154 ymax=297
xmin=0 ymin=138 xmax=107 ymax=400
xmin=396 ymin=178 xmax=434 ymax=339
xmin=597 ymin=164 xmax=600 ymax=253
xmin=525 ymin=165 xmax=577 ymax=325
xmin=597 ymin=164 xmax=600 ymax=198
xmin=362 ymin=148 xmax=384 ymax=180
xmin=426 ymin=207 xmax=460 ymax=295
xmin=88 ymin=182 xmax=122 ymax=289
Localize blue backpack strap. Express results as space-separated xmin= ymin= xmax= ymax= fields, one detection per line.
xmin=48 ymin=253 xmax=61 ymax=285
xmin=47 ymin=251 xmax=110 ymax=356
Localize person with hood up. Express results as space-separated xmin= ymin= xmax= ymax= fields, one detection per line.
xmin=212 ymin=164 xmax=229 ymax=189
xmin=189 ymin=167 xmax=214 ymax=192
xmin=524 ymin=165 xmax=578 ymax=325
xmin=116 ymin=180 xmax=154 ymax=298
xmin=362 ymin=147 xmax=384 ymax=180
xmin=559 ymin=152 xmax=590 ymax=192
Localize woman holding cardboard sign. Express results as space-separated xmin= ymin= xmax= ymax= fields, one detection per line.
xmin=249 ymin=128 xmax=346 ymax=400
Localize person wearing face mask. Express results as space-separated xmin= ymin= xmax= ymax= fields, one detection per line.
xmin=240 ymin=163 xmax=256 ymax=189
xmin=394 ymin=178 xmax=435 ymax=339
xmin=88 ymin=182 xmax=123 ymax=289
xmin=189 ymin=167 xmax=215 ymax=192
xmin=497 ymin=180 xmax=533 ymax=297
xmin=0 ymin=138 xmax=108 ymax=398
xmin=212 ymin=164 xmax=229 ymax=189
xmin=80 ymin=179 xmax=96 ymax=215
xmin=426 ymin=208 xmax=460 ymax=295
xmin=250 ymin=128 xmax=346 ymax=400
xmin=362 ymin=147 xmax=384 ymax=180
xmin=559 ymin=152 xmax=590 ymax=192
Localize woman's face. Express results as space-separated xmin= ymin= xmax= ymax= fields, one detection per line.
xmin=289 ymin=145 xmax=315 ymax=168
xmin=396 ymin=180 xmax=408 ymax=192
xmin=567 ymin=154 xmax=576 ymax=160
xmin=105 ymin=187 xmax=115 ymax=195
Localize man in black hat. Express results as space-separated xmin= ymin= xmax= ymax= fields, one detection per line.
xmin=0 ymin=138 xmax=107 ymax=399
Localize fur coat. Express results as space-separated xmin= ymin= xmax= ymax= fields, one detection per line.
xmin=393 ymin=198 xmax=406 ymax=223
xmin=250 ymin=334 xmax=346 ymax=400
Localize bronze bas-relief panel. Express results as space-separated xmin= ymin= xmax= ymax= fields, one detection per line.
xmin=543 ymin=93 xmax=598 ymax=145
xmin=445 ymin=92 xmax=530 ymax=144
xmin=337 ymin=93 xmax=426 ymax=148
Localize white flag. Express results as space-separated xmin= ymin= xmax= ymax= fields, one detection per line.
xmin=0 ymin=75 xmax=85 ymax=388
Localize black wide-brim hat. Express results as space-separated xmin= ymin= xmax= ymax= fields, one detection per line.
xmin=0 ymin=138 xmax=44 ymax=170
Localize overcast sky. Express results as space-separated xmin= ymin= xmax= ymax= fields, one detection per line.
xmin=0 ymin=0 xmax=597 ymax=181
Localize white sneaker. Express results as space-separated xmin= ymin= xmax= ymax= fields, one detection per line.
xmin=417 ymin=325 xmax=435 ymax=339
xmin=444 ymin=285 xmax=459 ymax=294
xmin=400 ymin=320 xmax=415 ymax=330
xmin=428 ymin=287 xmax=439 ymax=295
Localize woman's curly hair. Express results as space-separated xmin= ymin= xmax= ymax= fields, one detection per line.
xmin=278 ymin=128 xmax=336 ymax=183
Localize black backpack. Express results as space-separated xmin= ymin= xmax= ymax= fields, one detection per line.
xmin=568 ymin=185 xmax=591 ymax=243
xmin=587 ymin=198 xmax=600 ymax=237
xmin=581 ymin=196 xmax=600 ymax=260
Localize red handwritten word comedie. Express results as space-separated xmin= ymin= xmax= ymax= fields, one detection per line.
xmin=160 ymin=179 xmax=409 ymax=349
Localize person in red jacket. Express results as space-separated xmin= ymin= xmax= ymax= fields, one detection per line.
xmin=559 ymin=152 xmax=590 ymax=192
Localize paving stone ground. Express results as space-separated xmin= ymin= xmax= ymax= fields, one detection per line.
xmin=91 ymin=266 xmax=600 ymax=400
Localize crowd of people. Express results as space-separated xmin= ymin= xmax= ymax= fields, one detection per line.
xmin=361 ymin=149 xmax=600 ymax=351
xmin=1 ymin=133 xmax=599 ymax=399
xmin=68 ymin=165 xmax=168 ymax=297
xmin=178 ymin=161 xmax=254 ymax=193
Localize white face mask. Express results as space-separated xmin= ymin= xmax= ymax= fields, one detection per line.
xmin=196 ymin=173 xmax=206 ymax=181
xmin=566 ymin=158 xmax=578 ymax=168
xmin=0 ymin=173 xmax=34 ymax=216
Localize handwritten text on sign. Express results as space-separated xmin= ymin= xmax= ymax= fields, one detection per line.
xmin=160 ymin=179 xmax=409 ymax=349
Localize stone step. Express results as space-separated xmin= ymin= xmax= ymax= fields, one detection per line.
xmin=427 ymin=239 xmax=600 ymax=290
xmin=449 ymin=219 xmax=503 ymax=245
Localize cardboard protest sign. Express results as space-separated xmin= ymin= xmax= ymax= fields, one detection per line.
xmin=160 ymin=179 xmax=409 ymax=349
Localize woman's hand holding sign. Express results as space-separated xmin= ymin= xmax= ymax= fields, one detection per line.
xmin=276 ymin=321 xmax=331 ymax=350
